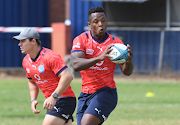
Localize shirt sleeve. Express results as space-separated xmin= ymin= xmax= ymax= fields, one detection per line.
xmin=114 ymin=36 xmax=124 ymax=44
xmin=71 ymin=34 xmax=85 ymax=53
xmin=47 ymin=53 xmax=67 ymax=76
xmin=22 ymin=56 xmax=32 ymax=79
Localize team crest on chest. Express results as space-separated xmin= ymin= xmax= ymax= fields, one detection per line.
xmin=38 ymin=65 xmax=45 ymax=73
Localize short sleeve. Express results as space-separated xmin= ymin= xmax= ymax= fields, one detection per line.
xmin=71 ymin=34 xmax=85 ymax=53
xmin=47 ymin=53 xmax=67 ymax=76
xmin=22 ymin=56 xmax=32 ymax=79
xmin=114 ymin=36 xmax=124 ymax=44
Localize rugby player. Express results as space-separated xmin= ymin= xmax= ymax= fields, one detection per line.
xmin=13 ymin=28 xmax=76 ymax=125
xmin=71 ymin=6 xmax=133 ymax=125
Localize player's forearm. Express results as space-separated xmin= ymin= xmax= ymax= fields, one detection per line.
xmin=30 ymin=89 xmax=39 ymax=100
xmin=121 ymin=61 xmax=133 ymax=76
xmin=28 ymin=81 xmax=39 ymax=100
xmin=71 ymin=51 xmax=102 ymax=71
xmin=72 ymin=57 xmax=101 ymax=71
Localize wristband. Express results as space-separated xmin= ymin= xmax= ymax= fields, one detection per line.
xmin=30 ymin=99 xmax=36 ymax=103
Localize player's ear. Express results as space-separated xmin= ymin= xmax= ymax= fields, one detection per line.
xmin=32 ymin=38 xmax=37 ymax=44
xmin=87 ymin=22 xmax=91 ymax=29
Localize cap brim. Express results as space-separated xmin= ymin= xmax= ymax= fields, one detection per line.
xmin=12 ymin=35 xmax=28 ymax=41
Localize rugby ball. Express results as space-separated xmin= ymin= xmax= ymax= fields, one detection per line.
xmin=109 ymin=43 xmax=129 ymax=64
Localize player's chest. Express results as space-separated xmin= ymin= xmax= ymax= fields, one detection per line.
xmin=84 ymin=40 xmax=111 ymax=57
xmin=25 ymin=60 xmax=51 ymax=77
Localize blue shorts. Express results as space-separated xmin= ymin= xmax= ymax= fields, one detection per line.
xmin=76 ymin=87 xmax=118 ymax=125
xmin=46 ymin=97 xmax=76 ymax=123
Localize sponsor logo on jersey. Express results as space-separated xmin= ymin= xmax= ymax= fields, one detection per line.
xmin=90 ymin=66 xmax=108 ymax=70
xmin=32 ymin=65 xmax=36 ymax=69
xmin=90 ymin=61 xmax=108 ymax=70
xmin=36 ymin=80 xmax=48 ymax=84
xmin=38 ymin=65 xmax=45 ymax=73
xmin=86 ymin=49 xmax=94 ymax=55
xmin=26 ymin=68 xmax=30 ymax=73
xmin=96 ymin=61 xmax=104 ymax=66
xmin=97 ymin=46 xmax=103 ymax=51
xmin=34 ymin=74 xmax=48 ymax=84
xmin=73 ymin=42 xmax=81 ymax=49
xmin=34 ymin=74 xmax=41 ymax=80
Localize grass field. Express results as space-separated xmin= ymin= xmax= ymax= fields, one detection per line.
xmin=0 ymin=77 xmax=180 ymax=125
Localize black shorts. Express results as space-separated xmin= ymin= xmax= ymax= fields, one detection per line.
xmin=76 ymin=87 xmax=118 ymax=125
xmin=46 ymin=97 xmax=76 ymax=123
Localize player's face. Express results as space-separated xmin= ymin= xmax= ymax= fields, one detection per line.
xmin=88 ymin=12 xmax=108 ymax=40
xmin=18 ymin=38 xmax=34 ymax=54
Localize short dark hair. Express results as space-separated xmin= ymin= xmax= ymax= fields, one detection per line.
xmin=88 ymin=6 xmax=105 ymax=21
xmin=29 ymin=38 xmax=41 ymax=46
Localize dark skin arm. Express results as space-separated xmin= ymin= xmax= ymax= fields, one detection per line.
xmin=118 ymin=44 xmax=133 ymax=76
xmin=71 ymin=44 xmax=114 ymax=72
xmin=71 ymin=43 xmax=133 ymax=76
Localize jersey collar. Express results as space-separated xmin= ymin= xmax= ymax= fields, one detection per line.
xmin=90 ymin=30 xmax=109 ymax=44
xmin=31 ymin=47 xmax=43 ymax=62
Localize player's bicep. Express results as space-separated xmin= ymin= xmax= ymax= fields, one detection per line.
xmin=28 ymin=78 xmax=35 ymax=83
xmin=58 ymin=67 xmax=72 ymax=78
xmin=71 ymin=51 xmax=85 ymax=62
xmin=28 ymin=79 xmax=38 ymax=88
xmin=71 ymin=51 xmax=86 ymax=71
xmin=28 ymin=79 xmax=38 ymax=91
xmin=57 ymin=68 xmax=73 ymax=87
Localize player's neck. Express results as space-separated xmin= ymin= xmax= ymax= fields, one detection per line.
xmin=91 ymin=32 xmax=107 ymax=41
xmin=29 ymin=45 xmax=41 ymax=59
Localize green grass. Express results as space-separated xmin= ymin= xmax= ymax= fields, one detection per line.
xmin=0 ymin=78 xmax=180 ymax=125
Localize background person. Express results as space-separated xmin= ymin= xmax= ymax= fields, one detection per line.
xmin=71 ymin=6 xmax=133 ymax=125
xmin=13 ymin=28 xmax=76 ymax=125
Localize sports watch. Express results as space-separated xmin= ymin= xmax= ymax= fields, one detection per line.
xmin=51 ymin=93 xmax=58 ymax=99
